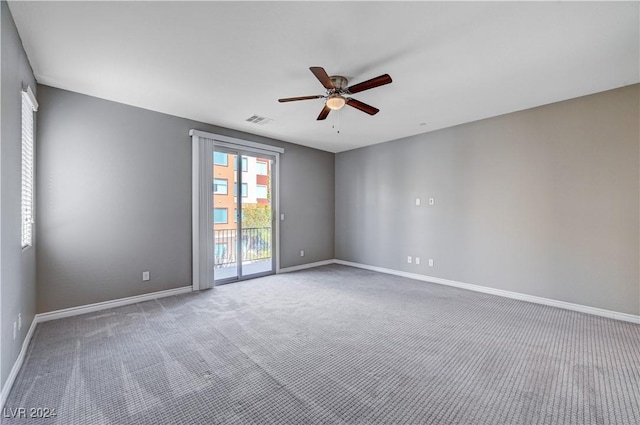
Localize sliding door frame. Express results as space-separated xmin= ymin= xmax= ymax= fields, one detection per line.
xmin=190 ymin=130 xmax=283 ymax=290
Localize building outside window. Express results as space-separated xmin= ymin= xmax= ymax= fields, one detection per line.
xmin=256 ymin=161 xmax=268 ymax=175
xmin=214 ymin=151 xmax=228 ymax=166
xmin=214 ymin=243 xmax=228 ymax=259
xmin=256 ymin=185 xmax=268 ymax=199
xmin=234 ymin=183 xmax=248 ymax=197
xmin=213 ymin=178 xmax=228 ymax=194
xmin=214 ymin=208 xmax=228 ymax=224
xmin=235 ymin=156 xmax=248 ymax=172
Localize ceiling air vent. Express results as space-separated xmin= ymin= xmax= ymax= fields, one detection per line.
xmin=245 ymin=115 xmax=273 ymax=125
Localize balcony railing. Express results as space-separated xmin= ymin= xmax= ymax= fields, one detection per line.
xmin=214 ymin=227 xmax=271 ymax=267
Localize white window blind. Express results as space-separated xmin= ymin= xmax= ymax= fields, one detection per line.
xmin=21 ymin=86 xmax=38 ymax=248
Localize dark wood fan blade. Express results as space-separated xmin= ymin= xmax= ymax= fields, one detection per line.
xmin=347 ymin=74 xmax=392 ymax=94
xmin=317 ymin=105 xmax=331 ymax=120
xmin=346 ymin=98 xmax=379 ymax=115
xmin=310 ymin=67 xmax=335 ymax=90
xmin=278 ymin=95 xmax=324 ymax=103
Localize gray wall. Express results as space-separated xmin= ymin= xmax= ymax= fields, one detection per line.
xmin=336 ymin=85 xmax=639 ymax=316
xmin=36 ymin=85 xmax=334 ymax=313
xmin=0 ymin=1 xmax=37 ymax=388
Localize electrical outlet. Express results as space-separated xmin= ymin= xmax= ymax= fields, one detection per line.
xmin=300 ymin=250 xmax=305 ymax=257
xmin=428 ymin=259 xmax=434 ymax=267
xmin=415 ymin=257 xmax=421 ymax=265
xmin=13 ymin=322 xmax=17 ymax=340
xmin=407 ymin=256 xmax=412 ymax=264
xmin=415 ymin=198 xmax=421 ymax=206
xmin=142 ymin=271 xmax=150 ymax=281
xmin=18 ymin=313 xmax=22 ymax=330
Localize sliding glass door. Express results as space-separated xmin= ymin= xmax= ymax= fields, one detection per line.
xmin=212 ymin=148 xmax=275 ymax=284
xmin=191 ymin=130 xmax=282 ymax=291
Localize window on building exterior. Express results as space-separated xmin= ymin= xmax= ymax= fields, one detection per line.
xmin=213 ymin=178 xmax=228 ymax=194
xmin=214 ymin=152 xmax=228 ymax=166
xmin=21 ymin=87 xmax=38 ymax=249
xmin=214 ymin=243 xmax=227 ymax=259
xmin=256 ymin=161 xmax=268 ymax=175
xmin=214 ymin=208 xmax=228 ymax=224
xmin=235 ymin=156 xmax=248 ymax=172
xmin=234 ymin=183 xmax=248 ymax=197
xmin=256 ymin=185 xmax=268 ymax=199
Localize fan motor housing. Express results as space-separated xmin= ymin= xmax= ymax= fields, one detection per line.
xmin=330 ymin=76 xmax=348 ymax=91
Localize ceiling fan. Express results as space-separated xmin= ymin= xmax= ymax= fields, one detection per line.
xmin=278 ymin=67 xmax=392 ymax=120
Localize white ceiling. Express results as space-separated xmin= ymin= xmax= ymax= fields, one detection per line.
xmin=8 ymin=1 xmax=639 ymax=153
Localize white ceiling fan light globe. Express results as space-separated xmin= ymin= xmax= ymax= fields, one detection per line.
xmin=326 ymin=94 xmax=346 ymax=110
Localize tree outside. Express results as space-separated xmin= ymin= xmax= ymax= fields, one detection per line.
xmin=241 ymin=204 xmax=271 ymax=260
xmin=241 ymin=204 xmax=271 ymax=228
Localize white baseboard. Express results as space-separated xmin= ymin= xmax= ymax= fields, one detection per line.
xmin=36 ymin=286 xmax=193 ymax=323
xmin=334 ymin=259 xmax=640 ymax=325
xmin=278 ymin=259 xmax=336 ymax=274
xmin=0 ymin=285 xmax=192 ymax=410
xmin=1 ymin=317 xmax=38 ymax=409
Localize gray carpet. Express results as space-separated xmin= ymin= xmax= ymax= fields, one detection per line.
xmin=2 ymin=264 xmax=639 ymax=424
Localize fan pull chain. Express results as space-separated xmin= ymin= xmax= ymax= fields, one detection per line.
xmin=332 ymin=110 xmax=341 ymax=134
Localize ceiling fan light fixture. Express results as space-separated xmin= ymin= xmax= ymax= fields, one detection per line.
xmin=278 ymin=66 xmax=391 ymax=120
xmin=326 ymin=94 xmax=346 ymax=110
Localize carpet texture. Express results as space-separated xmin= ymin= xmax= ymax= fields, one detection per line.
xmin=2 ymin=265 xmax=639 ymax=424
